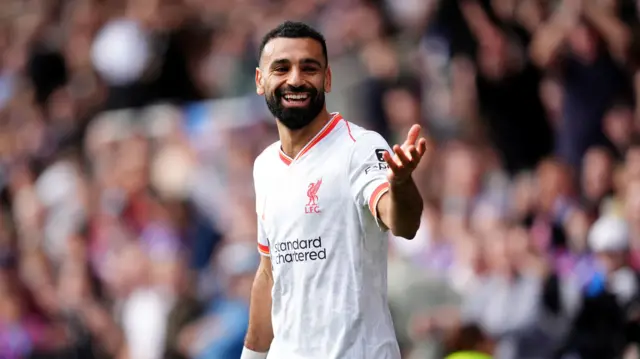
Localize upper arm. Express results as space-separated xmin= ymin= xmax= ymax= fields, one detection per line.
xmin=257 ymin=255 xmax=273 ymax=282
xmin=347 ymin=132 xmax=392 ymax=227
xmin=256 ymin=218 xmax=270 ymax=256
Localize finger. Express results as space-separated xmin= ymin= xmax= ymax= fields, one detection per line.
xmin=395 ymin=145 xmax=413 ymax=166
xmin=382 ymin=150 xmax=402 ymax=173
xmin=416 ymin=138 xmax=428 ymax=157
xmin=405 ymin=124 xmax=422 ymax=146
xmin=392 ymin=144 xmax=411 ymax=166
xmin=408 ymin=145 xmax=420 ymax=164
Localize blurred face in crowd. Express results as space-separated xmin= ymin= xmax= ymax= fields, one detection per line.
xmin=491 ymin=0 xmax=516 ymax=20
xmin=568 ymin=23 xmax=598 ymax=63
xmin=626 ymin=145 xmax=640 ymax=180
xmin=476 ymin=24 xmax=527 ymax=80
xmin=443 ymin=144 xmax=481 ymax=199
xmin=483 ymin=226 xmax=511 ymax=275
xmin=109 ymin=242 xmax=149 ymax=294
xmin=540 ymin=78 xmax=564 ymax=125
xmin=360 ymin=40 xmax=399 ymax=79
xmin=256 ymin=37 xmax=331 ymax=130
xmin=115 ymin=137 xmax=150 ymax=195
xmin=150 ymin=255 xmax=189 ymax=294
xmin=456 ymin=234 xmax=485 ymax=275
xmin=128 ymin=0 xmax=185 ymax=29
xmin=382 ymin=88 xmax=421 ymax=132
xmin=582 ymin=147 xmax=613 ymax=202
xmin=536 ymin=159 xmax=571 ymax=213
xmin=625 ymin=180 xmax=640 ymax=225
xmin=603 ymin=106 xmax=634 ymax=150
xmin=512 ymin=172 xmax=536 ymax=217
xmin=507 ymin=225 xmax=530 ymax=259
xmin=564 ymin=209 xmax=591 ymax=252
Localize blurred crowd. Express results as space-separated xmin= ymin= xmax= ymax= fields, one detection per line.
xmin=0 ymin=0 xmax=639 ymax=358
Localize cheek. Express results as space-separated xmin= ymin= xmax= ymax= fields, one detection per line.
xmin=264 ymin=76 xmax=280 ymax=94
xmin=264 ymin=85 xmax=277 ymax=97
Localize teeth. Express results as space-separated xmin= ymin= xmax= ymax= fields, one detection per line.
xmin=284 ymin=94 xmax=309 ymax=100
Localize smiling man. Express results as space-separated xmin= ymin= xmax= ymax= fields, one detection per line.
xmin=242 ymin=21 xmax=427 ymax=359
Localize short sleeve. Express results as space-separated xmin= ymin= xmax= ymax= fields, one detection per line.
xmin=254 ymin=157 xmax=270 ymax=256
xmin=257 ymin=217 xmax=270 ymax=256
xmin=348 ymin=132 xmax=392 ymax=221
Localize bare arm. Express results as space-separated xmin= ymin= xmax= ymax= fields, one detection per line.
xmin=583 ymin=2 xmax=632 ymax=63
xmin=244 ymin=256 xmax=274 ymax=352
xmin=529 ymin=0 xmax=581 ymax=68
xmin=79 ymin=301 xmax=124 ymax=356
xmin=459 ymin=0 xmax=496 ymax=44
xmin=515 ymin=0 xmax=545 ymax=34
xmin=377 ymin=181 xmax=423 ymax=239
xmin=377 ymin=125 xmax=427 ymax=239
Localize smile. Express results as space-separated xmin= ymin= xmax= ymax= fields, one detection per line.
xmin=283 ymin=93 xmax=310 ymax=102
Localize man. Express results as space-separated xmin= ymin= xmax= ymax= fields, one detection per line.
xmin=241 ymin=21 xmax=427 ymax=359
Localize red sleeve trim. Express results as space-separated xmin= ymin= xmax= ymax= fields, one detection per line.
xmin=258 ymin=243 xmax=270 ymax=255
xmin=369 ymin=182 xmax=390 ymax=218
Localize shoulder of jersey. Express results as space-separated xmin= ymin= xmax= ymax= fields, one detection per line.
xmin=342 ymin=120 xmax=386 ymax=146
xmin=252 ymin=121 xmax=383 ymax=171
xmin=343 ymin=120 xmax=375 ymax=140
xmin=253 ymin=141 xmax=281 ymax=173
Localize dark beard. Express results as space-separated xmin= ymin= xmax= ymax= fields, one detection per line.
xmin=265 ymin=85 xmax=325 ymax=130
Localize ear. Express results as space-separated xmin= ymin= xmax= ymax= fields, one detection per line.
xmin=255 ymin=67 xmax=265 ymax=95
xmin=324 ymin=66 xmax=332 ymax=93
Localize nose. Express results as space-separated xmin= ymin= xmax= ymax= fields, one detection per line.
xmin=286 ymin=67 xmax=304 ymax=87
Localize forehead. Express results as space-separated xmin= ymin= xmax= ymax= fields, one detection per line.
xmin=261 ymin=37 xmax=325 ymax=66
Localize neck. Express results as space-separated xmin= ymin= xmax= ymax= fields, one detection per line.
xmin=278 ymin=109 xmax=332 ymax=158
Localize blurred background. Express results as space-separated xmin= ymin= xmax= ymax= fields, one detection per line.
xmin=0 ymin=0 xmax=639 ymax=358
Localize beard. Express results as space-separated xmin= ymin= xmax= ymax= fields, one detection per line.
xmin=265 ymin=85 xmax=325 ymax=130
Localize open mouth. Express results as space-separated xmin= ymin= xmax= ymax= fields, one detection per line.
xmin=282 ymin=93 xmax=311 ymax=106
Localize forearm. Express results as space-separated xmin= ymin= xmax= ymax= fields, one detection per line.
xmin=79 ymin=303 xmax=123 ymax=355
xmin=584 ymin=7 xmax=631 ymax=61
xmin=244 ymin=266 xmax=274 ymax=352
xmin=381 ymin=179 xmax=423 ymax=239
xmin=529 ymin=20 xmax=572 ymax=68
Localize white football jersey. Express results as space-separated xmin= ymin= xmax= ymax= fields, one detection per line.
xmin=253 ymin=113 xmax=401 ymax=359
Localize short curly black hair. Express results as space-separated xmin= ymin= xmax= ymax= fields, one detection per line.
xmin=258 ymin=21 xmax=328 ymax=65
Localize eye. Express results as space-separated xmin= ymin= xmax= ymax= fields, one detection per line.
xmin=274 ymin=67 xmax=288 ymax=73
xmin=302 ymin=66 xmax=319 ymax=73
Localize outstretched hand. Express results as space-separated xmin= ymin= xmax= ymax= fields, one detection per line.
xmin=382 ymin=124 xmax=428 ymax=185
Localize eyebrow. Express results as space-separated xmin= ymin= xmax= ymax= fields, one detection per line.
xmin=269 ymin=58 xmax=323 ymax=69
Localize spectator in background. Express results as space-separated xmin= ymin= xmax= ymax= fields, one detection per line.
xmin=461 ymin=223 xmax=556 ymax=359
xmin=0 ymin=265 xmax=60 ymax=359
xmin=580 ymin=146 xmax=615 ymax=216
xmin=91 ymin=0 xmax=205 ymax=110
xmin=459 ymin=0 xmax=554 ymax=176
xmin=603 ymin=99 xmax=636 ymax=158
xmin=530 ymin=0 xmax=634 ymax=170
xmin=443 ymin=323 xmax=495 ymax=359
xmin=50 ymin=254 xmax=122 ymax=359
xmin=557 ymin=215 xmax=640 ymax=359
xmin=179 ymin=242 xmax=258 ymax=359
